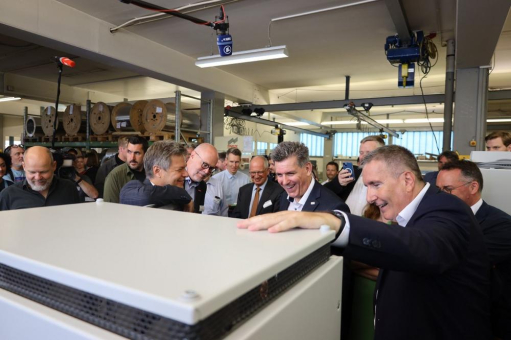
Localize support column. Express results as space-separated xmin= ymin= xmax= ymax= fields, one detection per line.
xmin=453 ymin=67 xmax=489 ymax=155
xmin=200 ymin=91 xmax=225 ymax=144
xmin=443 ymin=39 xmax=455 ymax=151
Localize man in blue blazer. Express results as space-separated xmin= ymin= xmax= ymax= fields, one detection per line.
xmin=239 ymin=145 xmax=491 ymax=340
xmin=271 ymin=142 xmax=349 ymax=213
xmin=438 ymin=160 xmax=511 ymax=339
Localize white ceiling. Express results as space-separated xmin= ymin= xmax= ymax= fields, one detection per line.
xmin=0 ymin=0 xmax=510 ymax=131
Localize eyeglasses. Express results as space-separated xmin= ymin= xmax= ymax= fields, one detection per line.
xmin=249 ymin=171 xmax=265 ymax=176
xmin=4 ymin=144 xmax=24 ymax=154
xmin=195 ymin=151 xmax=217 ymax=173
xmin=439 ymin=181 xmax=472 ymax=194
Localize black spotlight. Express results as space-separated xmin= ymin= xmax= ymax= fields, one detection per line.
xmin=361 ymin=102 xmax=373 ymax=112
xmin=254 ymin=107 xmax=265 ymax=117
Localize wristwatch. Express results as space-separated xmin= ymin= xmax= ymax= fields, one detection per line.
xmin=75 ymin=178 xmax=83 ymax=185
xmin=328 ymin=210 xmax=346 ymax=238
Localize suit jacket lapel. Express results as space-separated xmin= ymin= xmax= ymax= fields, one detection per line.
xmin=257 ymin=181 xmax=274 ymax=214
xmin=302 ymin=181 xmax=321 ymax=212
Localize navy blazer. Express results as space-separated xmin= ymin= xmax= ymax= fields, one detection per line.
xmin=324 ymin=165 xmax=363 ymax=202
xmin=120 ymin=178 xmax=192 ymax=208
xmin=476 ymin=201 xmax=511 ymax=338
xmin=231 ymin=179 xmax=285 ymax=219
xmin=342 ymin=185 xmax=491 ymax=340
xmin=279 ymin=179 xmax=350 ymax=213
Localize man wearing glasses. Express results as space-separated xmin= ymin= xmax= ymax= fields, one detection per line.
xmin=185 ymin=143 xmax=227 ymax=216
xmin=437 ymin=160 xmax=511 ymax=339
xmin=231 ymin=156 xmax=284 ymax=219
xmin=3 ymin=145 xmax=25 ymax=183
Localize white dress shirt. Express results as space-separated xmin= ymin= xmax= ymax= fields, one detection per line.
xmin=471 ymin=198 xmax=483 ymax=215
xmin=287 ymin=177 xmax=315 ymax=211
xmin=345 ymin=176 xmax=368 ymax=216
xmin=333 ymin=183 xmax=431 ymax=248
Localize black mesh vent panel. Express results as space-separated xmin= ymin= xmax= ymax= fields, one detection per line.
xmin=0 ymin=245 xmax=330 ymax=340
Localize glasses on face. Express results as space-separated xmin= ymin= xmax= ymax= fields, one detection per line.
xmin=4 ymin=144 xmax=24 ymax=154
xmin=195 ymin=151 xmax=217 ymax=173
xmin=249 ymin=171 xmax=265 ymax=176
xmin=439 ymin=181 xmax=471 ymax=194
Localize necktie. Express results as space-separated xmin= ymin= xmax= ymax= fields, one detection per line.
xmin=249 ymin=187 xmax=261 ymax=218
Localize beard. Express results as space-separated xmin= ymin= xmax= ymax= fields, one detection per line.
xmin=27 ymin=176 xmax=53 ymax=192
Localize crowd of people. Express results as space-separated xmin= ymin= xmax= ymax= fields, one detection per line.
xmin=1 ymin=129 xmax=510 ymax=339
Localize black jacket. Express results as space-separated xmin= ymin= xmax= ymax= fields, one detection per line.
xmin=324 ymin=165 xmax=362 ymax=202
xmin=342 ymin=186 xmax=491 ymax=340
xmin=231 ymin=179 xmax=284 ymax=219
xmin=279 ymin=179 xmax=350 ymax=213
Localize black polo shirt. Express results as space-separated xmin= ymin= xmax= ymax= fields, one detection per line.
xmin=0 ymin=176 xmax=80 ymax=211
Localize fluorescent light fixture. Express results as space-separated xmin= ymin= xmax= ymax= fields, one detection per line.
xmin=195 ymin=45 xmax=288 ymax=68
xmin=404 ymin=118 xmax=445 ymax=123
xmin=375 ymin=119 xmax=404 ymax=124
xmin=0 ymin=97 xmax=21 ymax=102
xmin=284 ymin=122 xmax=310 ymax=126
xmin=321 ymin=120 xmax=359 ymax=125
xmin=487 ymin=119 xmax=511 ymax=123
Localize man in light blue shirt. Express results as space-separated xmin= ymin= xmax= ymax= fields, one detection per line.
xmin=212 ymin=147 xmax=250 ymax=216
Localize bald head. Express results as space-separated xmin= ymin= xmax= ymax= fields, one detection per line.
xmin=187 ymin=143 xmax=219 ymax=182
xmin=23 ymin=147 xmax=56 ymax=193
xmin=250 ymin=156 xmax=269 ymax=186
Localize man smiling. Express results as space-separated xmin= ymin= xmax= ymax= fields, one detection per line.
xmin=120 ymin=141 xmax=192 ymax=210
xmin=231 ymin=156 xmax=284 ymax=219
xmin=0 ymin=146 xmax=79 ymax=210
xmin=272 ymin=142 xmax=348 ymax=213
xmin=239 ymin=145 xmax=491 ymax=340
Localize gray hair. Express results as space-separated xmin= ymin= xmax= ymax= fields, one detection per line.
xmin=144 ymin=141 xmax=187 ymax=178
xmin=361 ymin=145 xmax=423 ymax=182
xmin=271 ymin=142 xmax=309 ymax=167
xmin=251 ymin=155 xmax=269 ymax=168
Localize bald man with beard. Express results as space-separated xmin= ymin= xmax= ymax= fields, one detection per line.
xmin=0 ymin=146 xmax=79 ymax=210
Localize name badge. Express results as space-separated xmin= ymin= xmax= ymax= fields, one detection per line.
xmin=263 ymin=200 xmax=272 ymax=208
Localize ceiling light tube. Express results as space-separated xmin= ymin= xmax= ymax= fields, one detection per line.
xmin=321 ymin=121 xmax=359 ymax=125
xmin=196 ymin=45 xmax=288 ymax=68
xmin=487 ymin=119 xmax=511 ymax=123
xmin=0 ymin=97 xmax=21 ymax=102
xmin=404 ymin=118 xmax=445 ymax=123
xmin=375 ymin=119 xmax=404 ymax=124
xmin=284 ymin=122 xmax=310 ymax=126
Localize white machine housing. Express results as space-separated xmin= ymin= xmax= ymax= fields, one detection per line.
xmin=0 ymin=203 xmax=343 ymax=339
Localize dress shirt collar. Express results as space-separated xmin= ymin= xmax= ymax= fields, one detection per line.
xmin=254 ymin=178 xmax=268 ymax=193
xmin=287 ymin=176 xmax=315 ymax=205
xmin=396 ymin=182 xmax=430 ymax=227
xmin=471 ymin=198 xmax=483 ymax=215
xmin=227 ymin=170 xmax=237 ymax=179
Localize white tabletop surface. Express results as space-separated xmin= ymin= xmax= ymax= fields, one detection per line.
xmin=0 ymin=202 xmax=335 ymax=325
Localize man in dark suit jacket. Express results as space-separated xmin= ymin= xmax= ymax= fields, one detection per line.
xmin=270 ymin=142 xmax=349 ymax=213
xmin=231 ymin=156 xmax=284 ymax=219
xmin=120 ymin=140 xmax=193 ymax=211
xmin=239 ymin=145 xmax=491 ymax=340
xmin=438 ymin=160 xmax=511 ymax=339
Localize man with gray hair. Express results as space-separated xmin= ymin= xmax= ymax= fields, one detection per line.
xmin=272 ymin=142 xmax=349 ymax=213
xmin=120 ymin=141 xmax=193 ymax=210
xmin=0 ymin=146 xmax=79 ymax=210
xmin=231 ymin=156 xmax=284 ymax=219
xmin=239 ymin=145 xmax=491 ymax=339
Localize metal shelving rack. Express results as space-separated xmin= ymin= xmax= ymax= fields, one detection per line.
xmin=22 ymin=91 xmax=214 ymax=149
